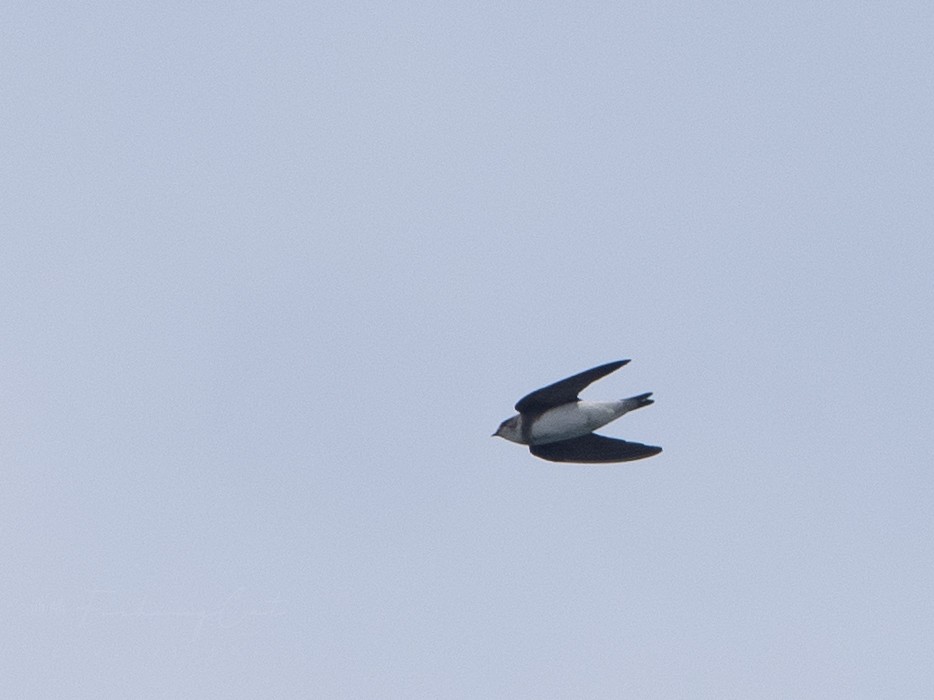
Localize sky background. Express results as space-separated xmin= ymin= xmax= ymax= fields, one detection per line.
xmin=3 ymin=2 xmax=933 ymax=698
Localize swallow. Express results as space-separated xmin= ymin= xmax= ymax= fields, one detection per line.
xmin=493 ymin=359 xmax=661 ymax=463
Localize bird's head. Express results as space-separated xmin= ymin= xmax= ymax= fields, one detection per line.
xmin=492 ymin=414 xmax=523 ymax=443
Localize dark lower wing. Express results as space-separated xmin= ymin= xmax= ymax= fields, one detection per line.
xmin=529 ymin=433 xmax=662 ymax=463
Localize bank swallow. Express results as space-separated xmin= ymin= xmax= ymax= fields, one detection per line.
xmin=493 ymin=360 xmax=661 ymax=463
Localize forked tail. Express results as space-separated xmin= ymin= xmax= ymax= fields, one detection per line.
xmin=622 ymin=392 xmax=654 ymax=411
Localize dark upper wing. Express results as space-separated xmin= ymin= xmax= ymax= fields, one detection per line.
xmin=529 ymin=434 xmax=662 ymax=463
xmin=514 ymin=360 xmax=630 ymax=414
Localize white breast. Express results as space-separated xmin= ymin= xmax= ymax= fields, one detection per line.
xmin=528 ymin=401 xmax=621 ymax=445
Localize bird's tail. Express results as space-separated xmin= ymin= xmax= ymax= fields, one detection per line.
xmin=622 ymin=392 xmax=654 ymax=411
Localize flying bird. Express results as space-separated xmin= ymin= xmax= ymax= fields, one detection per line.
xmin=493 ymin=360 xmax=662 ymax=463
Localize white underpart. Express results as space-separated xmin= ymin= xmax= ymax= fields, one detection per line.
xmin=529 ymin=400 xmax=632 ymax=445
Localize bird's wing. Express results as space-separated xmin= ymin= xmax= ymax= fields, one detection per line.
xmin=514 ymin=360 xmax=629 ymax=414
xmin=529 ymin=433 xmax=662 ymax=463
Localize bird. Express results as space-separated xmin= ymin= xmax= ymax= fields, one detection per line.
xmin=493 ymin=360 xmax=661 ymax=463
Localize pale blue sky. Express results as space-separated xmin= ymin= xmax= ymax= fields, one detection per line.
xmin=3 ymin=3 xmax=933 ymax=698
